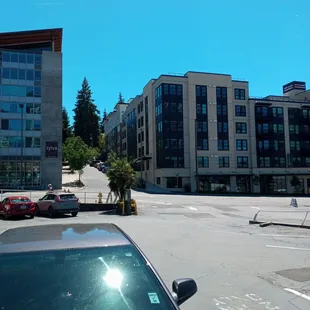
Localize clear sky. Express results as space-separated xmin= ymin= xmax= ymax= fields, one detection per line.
xmin=2 ymin=0 xmax=310 ymax=120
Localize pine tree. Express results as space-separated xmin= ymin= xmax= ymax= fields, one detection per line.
xmin=118 ymin=92 xmax=125 ymax=104
xmin=62 ymin=107 xmax=72 ymax=143
xmin=73 ymin=77 xmax=100 ymax=147
xmin=100 ymin=109 xmax=107 ymax=133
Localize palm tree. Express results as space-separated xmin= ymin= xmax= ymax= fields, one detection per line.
xmin=106 ymin=158 xmax=135 ymax=202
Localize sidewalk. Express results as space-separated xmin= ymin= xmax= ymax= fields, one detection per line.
xmin=0 ymin=168 xmax=87 ymax=202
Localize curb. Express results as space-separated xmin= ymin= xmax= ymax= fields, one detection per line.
xmin=249 ymin=220 xmax=310 ymax=229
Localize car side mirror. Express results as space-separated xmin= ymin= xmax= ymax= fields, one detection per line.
xmin=172 ymin=278 xmax=197 ymax=306
xmin=38 ymin=198 xmax=42 ymax=201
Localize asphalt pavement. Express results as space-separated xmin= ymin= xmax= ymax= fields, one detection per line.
xmin=1 ymin=166 xmax=310 ymax=309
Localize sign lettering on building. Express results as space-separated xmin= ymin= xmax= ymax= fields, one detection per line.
xmin=45 ymin=141 xmax=58 ymax=158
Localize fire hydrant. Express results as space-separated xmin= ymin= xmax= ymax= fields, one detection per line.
xmin=98 ymin=191 xmax=103 ymax=204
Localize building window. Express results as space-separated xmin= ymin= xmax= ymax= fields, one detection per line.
xmin=217 ymin=104 xmax=227 ymax=116
xmin=272 ymin=107 xmax=283 ymax=117
xmin=2 ymin=68 xmax=10 ymax=79
xmin=0 ymin=161 xmax=41 ymax=187
xmin=11 ymin=68 xmax=18 ymax=79
xmin=289 ymin=125 xmax=300 ymax=134
xmin=219 ymin=156 xmax=229 ymax=168
xmin=258 ymin=157 xmax=271 ymax=168
xmin=273 ymin=124 xmax=284 ymax=134
xmin=234 ymin=88 xmax=245 ymax=100
xmin=216 ymin=87 xmax=227 ymax=99
xmin=237 ymin=156 xmax=248 ymax=168
xmin=290 ymin=141 xmax=301 ymax=151
xmin=197 ymin=121 xmax=208 ymax=132
xmin=261 ymin=175 xmax=287 ymax=193
xmin=167 ymin=177 xmax=182 ymax=188
xmin=218 ymin=122 xmax=228 ymax=133
xmin=1 ymin=119 xmax=9 ymax=130
xmin=197 ymin=138 xmax=208 ymax=150
xmin=236 ymin=122 xmax=247 ymax=134
xmin=156 ymin=177 xmax=160 ymax=185
xmin=197 ymin=103 xmax=207 ymax=115
xmin=235 ymin=105 xmax=246 ymax=116
xmin=198 ymin=156 xmax=209 ymax=168
xmin=236 ymin=139 xmax=248 ymax=151
xmin=196 ymin=85 xmax=207 ymax=97
xmin=33 ymin=120 xmax=41 ymax=131
xmin=218 ymin=139 xmax=229 ymax=151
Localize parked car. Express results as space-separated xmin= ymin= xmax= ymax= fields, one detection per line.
xmin=0 ymin=223 xmax=197 ymax=309
xmin=0 ymin=196 xmax=35 ymax=220
xmin=95 ymin=162 xmax=102 ymax=169
xmin=99 ymin=163 xmax=106 ymax=172
xmin=90 ymin=160 xmax=100 ymax=167
xmin=36 ymin=192 xmax=80 ymax=218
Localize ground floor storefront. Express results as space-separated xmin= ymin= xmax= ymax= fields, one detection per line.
xmin=0 ymin=159 xmax=62 ymax=189
xmin=153 ymin=173 xmax=310 ymax=195
xmin=197 ymin=174 xmax=310 ymax=195
xmin=0 ymin=161 xmax=41 ymax=188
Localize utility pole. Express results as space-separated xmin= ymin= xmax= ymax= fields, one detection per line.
xmin=19 ymin=103 xmax=24 ymax=189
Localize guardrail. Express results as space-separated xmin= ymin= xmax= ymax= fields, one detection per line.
xmin=250 ymin=209 xmax=310 ymax=227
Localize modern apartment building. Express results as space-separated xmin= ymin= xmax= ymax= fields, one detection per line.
xmin=104 ymin=101 xmax=128 ymax=155
xmin=104 ymin=72 xmax=310 ymax=194
xmin=0 ymin=28 xmax=63 ymax=189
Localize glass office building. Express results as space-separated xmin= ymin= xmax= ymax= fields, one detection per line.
xmin=0 ymin=28 xmax=63 ymax=189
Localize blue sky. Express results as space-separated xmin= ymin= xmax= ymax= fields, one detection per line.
xmin=3 ymin=0 xmax=310 ymax=120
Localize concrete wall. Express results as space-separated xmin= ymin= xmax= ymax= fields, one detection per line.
xmin=40 ymin=51 xmax=62 ymax=189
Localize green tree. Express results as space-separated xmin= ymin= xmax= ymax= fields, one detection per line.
xmin=98 ymin=133 xmax=105 ymax=152
xmin=63 ymin=136 xmax=98 ymax=183
xmin=62 ymin=107 xmax=72 ymax=143
xmin=118 ymin=92 xmax=125 ymax=104
xmin=106 ymin=158 xmax=135 ymax=202
xmin=100 ymin=109 xmax=107 ymax=133
xmin=73 ymin=77 xmax=100 ymax=147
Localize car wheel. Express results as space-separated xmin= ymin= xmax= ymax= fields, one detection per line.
xmin=71 ymin=211 xmax=78 ymax=217
xmin=4 ymin=211 xmax=10 ymax=220
xmin=48 ymin=206 xmax=54 ymax=218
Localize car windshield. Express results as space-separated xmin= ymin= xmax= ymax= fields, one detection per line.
xmin=10 ymin=198 xmax=31 ymax=203
xmin=59 ymin=194 xmax=77 ymax=200
xmin=0 ymin=245 xmax=176 ymax=310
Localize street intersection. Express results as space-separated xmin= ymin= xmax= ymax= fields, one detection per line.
xmin=1 ymin=166 xmax=310 ymax=309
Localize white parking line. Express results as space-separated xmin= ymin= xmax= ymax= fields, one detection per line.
xmin=189 ymin=207 xmax=198 ymax=211
xmin=266 ymin=245 xmax=310 ymax=251
xmin=284 ymin=288 xmax=310 ymax=301
xmin=260 ymin=234 xmax=310 ymax=238
xmin=251 ymin=207 xmax=260 ymax=210
xmin=166 ymin=203 xmax=172 ymax=205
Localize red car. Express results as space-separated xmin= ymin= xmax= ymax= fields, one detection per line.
xmin=0 ymin=196 xmax=35 ymax=220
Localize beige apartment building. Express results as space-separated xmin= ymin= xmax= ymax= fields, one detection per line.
xmin=104 ymin=72 xmax=310 ymax=195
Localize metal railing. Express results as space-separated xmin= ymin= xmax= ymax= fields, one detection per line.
xmin=0 ymin=189 xmax=118 ymax=204
xmin=252 ymin=209 xmax=310 ymax=226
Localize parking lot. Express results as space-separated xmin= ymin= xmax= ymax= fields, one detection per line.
xmin=1 ymin=192 xmax=310 ymax=309
xmin=1 ymin=166 xmax=310 ymax=309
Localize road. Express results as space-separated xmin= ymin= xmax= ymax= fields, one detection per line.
xmin=1 ymin=166 xmax=310 ymax=309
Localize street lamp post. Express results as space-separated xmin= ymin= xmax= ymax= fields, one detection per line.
xmin=19 ymin=103 xmax=24 ymax=188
